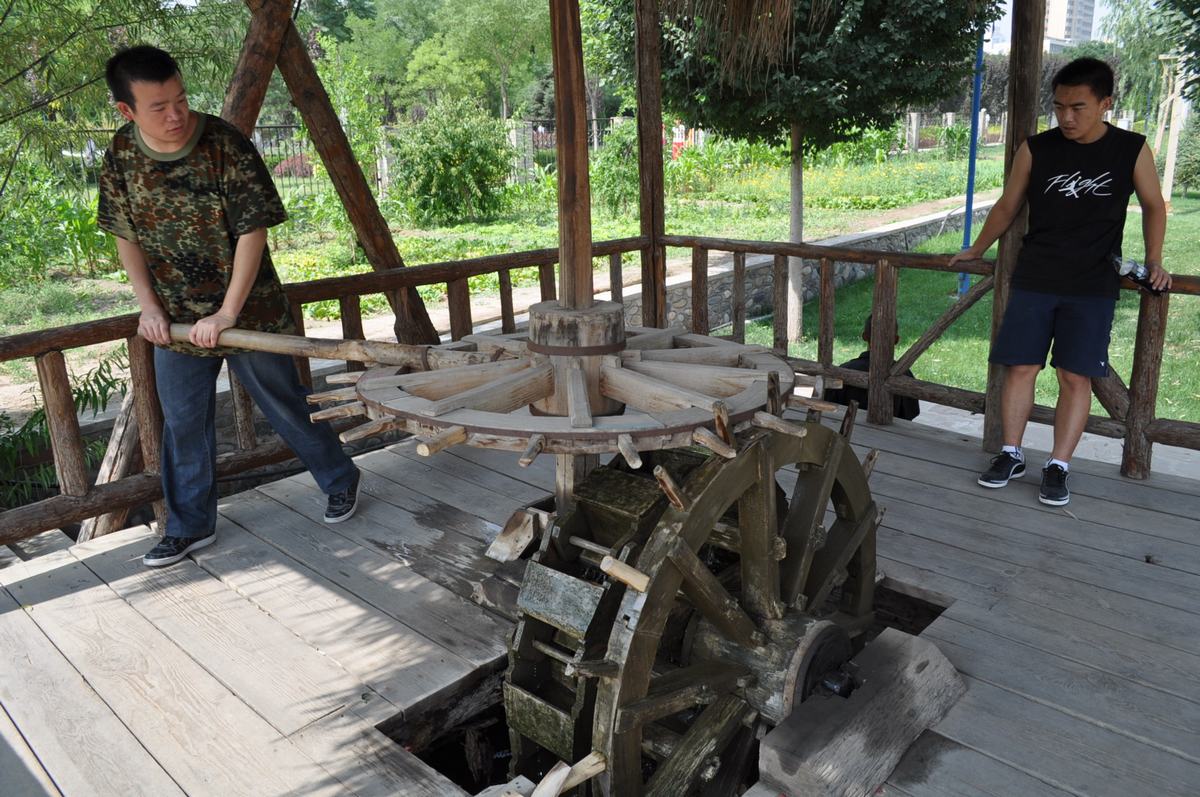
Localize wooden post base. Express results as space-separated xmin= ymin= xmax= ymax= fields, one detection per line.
xmin=528 ymin=300 xmax=625 ymax=417
xmin=757 ymin=628 xmax=964 ymax=796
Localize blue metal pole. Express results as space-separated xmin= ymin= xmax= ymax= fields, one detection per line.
xmin=959 ymin=30 xmax=986 ymax=297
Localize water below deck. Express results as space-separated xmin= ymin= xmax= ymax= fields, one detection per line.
xmin=2 ymin=409 xmax=1198 ymax=796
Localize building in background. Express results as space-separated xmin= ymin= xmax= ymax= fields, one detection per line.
xmin=1046 ymin=0 xmax=1096 ymax=46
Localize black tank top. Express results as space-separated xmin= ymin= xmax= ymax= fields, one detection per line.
xmin=1012 ymin=123 xmax=1145 ymax=299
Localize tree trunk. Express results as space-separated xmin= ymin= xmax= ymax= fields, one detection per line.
xmin=500 ymin=66 xmax=510 ymax=120
xmin=786 ymin=122 xmax=805 ymax=345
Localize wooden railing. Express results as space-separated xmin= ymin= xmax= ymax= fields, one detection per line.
xmin=0 ymin=237 xmax=645 ymax=544
xmin=663 ymin=233 xmax=1200 ymax=480
xmin=3 ymin=231 xmax=1195 ymax=545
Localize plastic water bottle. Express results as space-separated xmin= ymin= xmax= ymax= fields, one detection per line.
xmin=1111 ymin=255 xmax=1164 ymax=294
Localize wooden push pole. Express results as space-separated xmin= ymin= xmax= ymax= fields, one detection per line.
xmin=982 ymin=0 xmax=1044 ymax=451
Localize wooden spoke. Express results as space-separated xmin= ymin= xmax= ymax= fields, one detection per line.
xmin=839 ymin=399 xmax=858 ymax=440
xmin=624 ymin=326 xmax=685 ymax=350
xmin=736 ymin=439 xmax=784 ymax=620
xmin=803 ymin=506 xmax=880 ymax=611
xmin=751 ymin=411 xmax=807 ymax=438
xmin=653 ymin=465 xmax=687 ymax=510
xmin=338 ymin=416 xmax=404 ymax=443
xmin=779 ymin=430 xmax=844 ymax=608
xmin=323 ymin=370 xmax=364 ymax=385
xmin=600 ymin=365 xmax=724 ymax=413
xmin=617 ymin=434 xmax=643 ymax=469
xmin=692 ymin=427 xmax=736 ymax=459
xmin=308 ymin=401 xmax=365 ymax=421
xmin=667 ymin=537 xmax=763 ymax=648
xmin=567 ymin=362 xmax=593 ymax=428
xmin=613 ymin=661 xmax=749 ymax=733
xmin=622 ymin=346 xmax=745 ymax=366
xmin=422 ymin=362 xmax=554 ymax=416
xmin=365 ymin=358 xmax=531 ymax=399
xmin=461 ymin=333 xmax=529 ymax=357
xmin=643 ymin=695 xmax=756 ymax=797
xmin=786 ymin=394 xmax=839 ymax=413
xmin=306 ymin=386 xmax=356 ymax=404
xmin=621 ymin=360 xmax=768 ymax=399
xmin=416 ymin=425 xmax=468 ymax=456
xmin=519 ymin=433 xmax=546 ymax=467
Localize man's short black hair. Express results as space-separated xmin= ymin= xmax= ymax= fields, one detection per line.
xmin=105 ymin=46 xmax=180 ymax=109
xmin=1051 ymin=57 xmax=1115 ymax=100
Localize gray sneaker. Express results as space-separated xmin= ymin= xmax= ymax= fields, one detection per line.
xmin=978 ymin=452 xmax=1026 ymax=488
xmin=324 ymin=470 xmax=361 ymax=523
xmin=1039 ymin=464 xmax=1070 ymax=506
xmin=143 ymin=531 xmax=215 ymax=567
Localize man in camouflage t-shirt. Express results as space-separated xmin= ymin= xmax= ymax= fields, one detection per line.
xmin=98 ymin=46 xmax=361 ymax=567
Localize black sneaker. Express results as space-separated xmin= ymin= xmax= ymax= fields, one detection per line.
xmin=143 ymin=531 xmax=216 ymax=567
xmin=324 ymin=470 xmax=361 ymax=524
xmin=1039 ymin=464 xmax=1070 ymax=506
xmin=978 ymin=452 xmax=1026 ymax=488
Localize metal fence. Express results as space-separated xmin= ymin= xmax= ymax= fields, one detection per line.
xmin=59 ymin=118 xmax=623 ymax=205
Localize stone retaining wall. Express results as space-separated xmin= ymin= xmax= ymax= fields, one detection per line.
xmin=620 ymin=201 xmax=993 ymax=329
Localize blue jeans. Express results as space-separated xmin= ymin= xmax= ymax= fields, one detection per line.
xmin=154 ymin=347 xmax=358 ymax=538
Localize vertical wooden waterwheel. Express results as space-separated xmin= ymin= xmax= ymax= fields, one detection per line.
xmin=504 ymin=421 xmax=878 ymax=796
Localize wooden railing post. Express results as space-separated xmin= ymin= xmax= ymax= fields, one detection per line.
xmin=35 ymin=351 xmax=89 ymax=497
xmin=772 ymin=255 xmax=788 ymax=354
xmin=868 ymin=259 xmax=898 ymax=425
xmin=498 ymin=271 xmax=517 ymax=333
xmin=731 ymin=252 xmax=746 ymax=343
xmin=539 ymin=263 xmax=558 ymax=302
xmin=289 ymin=303 xmax=313 ymax=388
xmin=818 ymin=257 xmax=835 ymax=368
xmin=230 ymin=375 xmax=258 ymax=450
xmin=447 ymin=278 xmax=473 ymax=340
xmin=691 ymin=247 xmax=709 ymax=334
xmin=127 ymin=335 xmax=166 ymax=531
xmin=1122 ymin=292 xmax=1170 ymax=478
xmin=339 ymin=294 xmax=366 ymax=372
xmin=609 ymin=252 xmax=624 ymax=306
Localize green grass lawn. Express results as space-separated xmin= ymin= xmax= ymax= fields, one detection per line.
xmin=744 ymin=194 xmax=1200 ymax=423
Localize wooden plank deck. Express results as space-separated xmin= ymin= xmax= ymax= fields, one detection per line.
xmin=1 ymin=414 xmax=1197 ymax=796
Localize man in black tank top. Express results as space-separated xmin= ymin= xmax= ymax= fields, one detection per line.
xmin=949 ymin=58 xmax=1170 ymax=506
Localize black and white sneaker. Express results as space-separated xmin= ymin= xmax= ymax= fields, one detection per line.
xmin=143 ymin=531 xmax=215 ymax=567
xmin=978 ymin=452 xmax=1026 ymax=488
xmin=1039 ymin=464 xmax=1070 ymax=506
xmin=324 ymin=470 xmax=361 ymax=524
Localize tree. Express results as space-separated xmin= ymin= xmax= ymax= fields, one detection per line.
xmin=655 ymin=0 xmax=1001 ymax=341
xmin=341 ymin=0 xmax=441 ymax=119
xmin=1160 ymin=0 xmax=1200 ymax=101
xmin=1101 ymin=0 xmax=1176 ymax=120
xmin=434 ymin=0 xmax=549 ymax=119
xmin=404 ymin=34 xmax=489 ymax=108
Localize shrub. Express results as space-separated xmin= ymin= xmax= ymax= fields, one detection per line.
xmin=810 ymin=124 xmax=902 ymax=168
xmin=590 ymin=118 xmax=641 ymax=215
xmin=939 ymin=124 xmax=972 ymax=160
xmin=1174 ymin=115 xmax=1200 ymax=196
xmin=389 ymin=99 xmax=514 ymax=225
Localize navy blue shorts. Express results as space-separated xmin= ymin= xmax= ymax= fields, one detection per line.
xmin=990 ymin=288 xmax=1116 ymax=378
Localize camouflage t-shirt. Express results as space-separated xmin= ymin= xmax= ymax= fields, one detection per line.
xmin=98 ymin=113 xmax=296 ymax=356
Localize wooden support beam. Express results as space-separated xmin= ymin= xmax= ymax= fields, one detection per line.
xmin=270 ymin=14 xmax=438 ymax=344
xmin=644 ymin=695 xmax=755 ymax=797
xmin=984 ymin=0 xmax=1045 ymax=449
xmin=229 ymin=373 xmax=258 ymax=451
xmin=549 ymin=0 xmax=594 ymax=310
xmin=222 ymin=0 xmax=292 ymax=133
xmin=772 ymin=254 xmax=788 ymax=353
xmin=289 ymin=303 xmax=313 ymax=388
xmin=635 ymin=0 xmax=666 ymax=326
xmin=608 ymin=252 xmax=624 ymax=305
xmin=447 ymin=278 xmax=472 ymax=340
xmin=36 ymin=351 xmax=89 ymax=497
